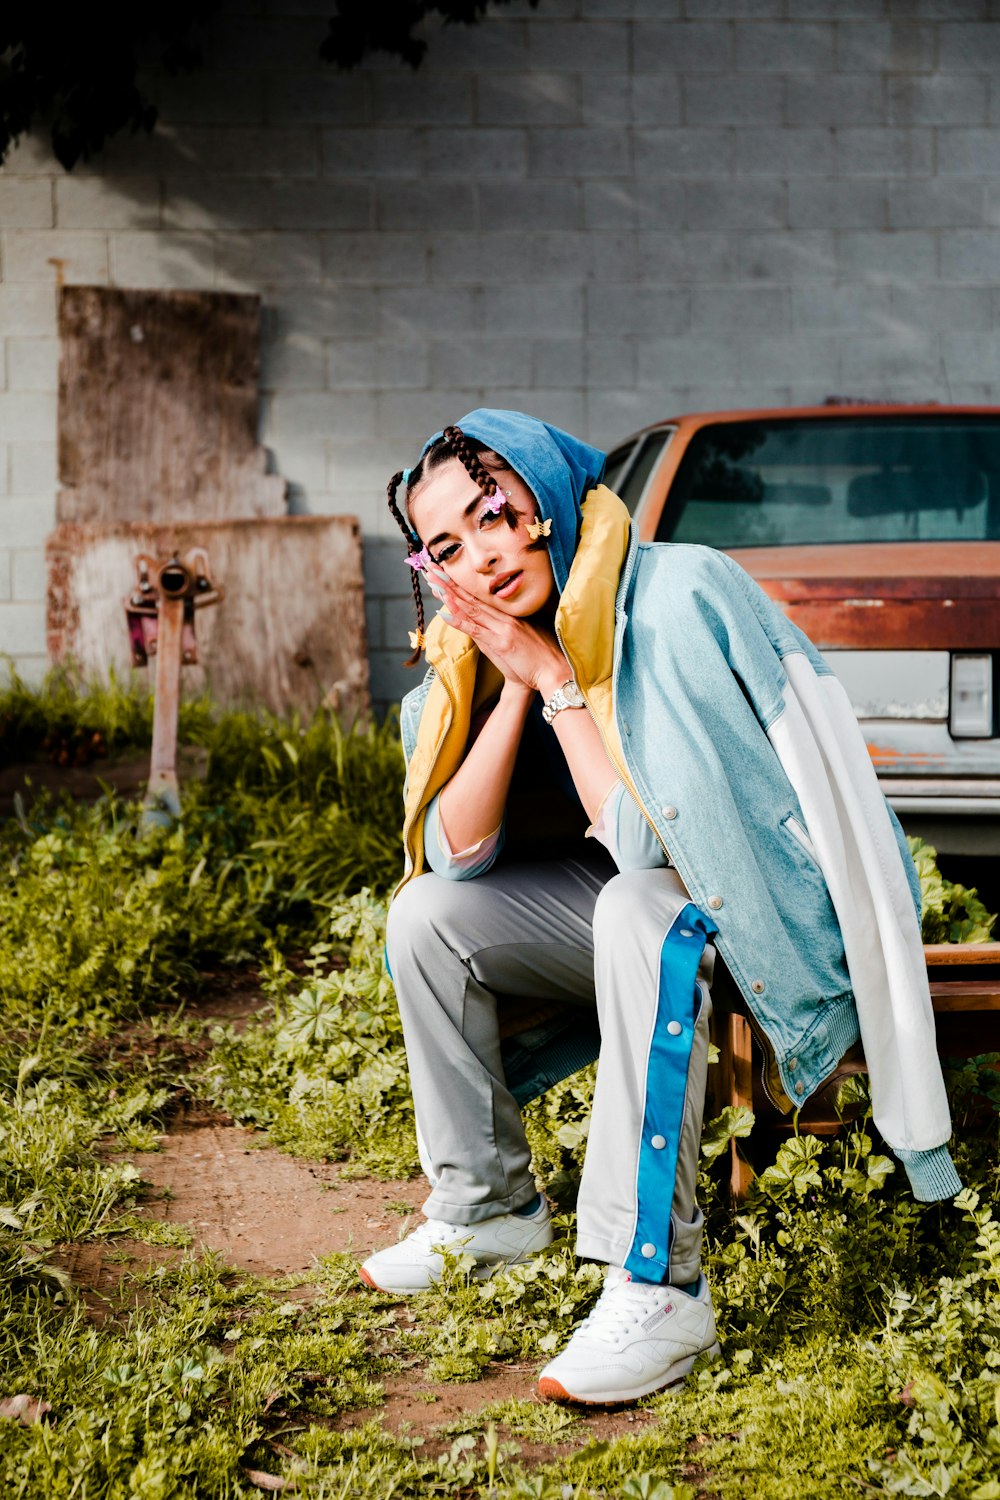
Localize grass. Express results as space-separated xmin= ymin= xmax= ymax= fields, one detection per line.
xmin=2 ymin=671 xmax=1000 ymax=1498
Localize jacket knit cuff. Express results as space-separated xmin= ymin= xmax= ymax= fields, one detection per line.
xmin=894 ymin=1144 xmax=962 ymax=1202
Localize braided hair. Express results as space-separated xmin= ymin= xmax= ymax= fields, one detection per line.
xmin=387 ymin=425 xmax=517 ymax=666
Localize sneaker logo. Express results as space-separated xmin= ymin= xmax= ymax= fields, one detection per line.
xmin=641 ymin=1304 xmax=674 ymax=1332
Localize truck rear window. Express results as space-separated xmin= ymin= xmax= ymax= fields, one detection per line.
xmin=654 ymin=417 xmax=1000 ymax=547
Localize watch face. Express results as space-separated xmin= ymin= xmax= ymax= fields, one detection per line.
xmin=564 ymin=680 xmax=585 ymax=707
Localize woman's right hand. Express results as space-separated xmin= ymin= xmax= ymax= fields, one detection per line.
xmin=427 ymin=567 xmax=568 ymax=694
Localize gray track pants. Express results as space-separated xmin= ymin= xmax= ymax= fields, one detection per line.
xmin=385 ymin=858 xmax=716 ymax=1285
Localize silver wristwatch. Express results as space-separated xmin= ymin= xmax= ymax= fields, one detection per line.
xmin=541 ymin=677 xmax=586 ymax=725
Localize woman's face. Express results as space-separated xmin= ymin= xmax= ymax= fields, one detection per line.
xmin=408 ymin=455 xmax=556 ymax=617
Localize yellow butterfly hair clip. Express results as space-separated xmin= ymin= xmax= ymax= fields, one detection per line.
xmin=408 ymin=629 xmax=426 ymax=652
xmin=526 ymin=516 xmax=552 ymax=541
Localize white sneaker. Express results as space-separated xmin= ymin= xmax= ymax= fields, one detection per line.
xmin=537 ymin=1267 xmax=720 ymax=1405
xmin=359 ymin=1197 xmax=553 ymax=1293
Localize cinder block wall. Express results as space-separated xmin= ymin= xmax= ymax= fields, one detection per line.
xmin=2 ymin=0 xmax=1000 ymax=712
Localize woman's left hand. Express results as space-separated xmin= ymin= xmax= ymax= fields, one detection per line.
xmin=427 ymin=567 xmax=568 ymax=694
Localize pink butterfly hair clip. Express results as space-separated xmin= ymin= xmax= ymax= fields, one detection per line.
xmin=483 ymin=487 xmax=512 ymax=515
xmin=405 ymin=545 xmax=432 ymax=572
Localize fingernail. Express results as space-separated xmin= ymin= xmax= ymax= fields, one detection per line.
xmin=439 ymin=610 xmax=453 ymax=622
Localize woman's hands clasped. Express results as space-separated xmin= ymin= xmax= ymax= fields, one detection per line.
xmin=427 ymin=566 xmax=568 ymax=696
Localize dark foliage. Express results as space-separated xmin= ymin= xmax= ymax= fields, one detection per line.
xmin=0 ymin=1 xmax=539 ymax=170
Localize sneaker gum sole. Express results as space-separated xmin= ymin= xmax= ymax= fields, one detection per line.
xmin=537 ymin=1341 xmax=722 ymax=1406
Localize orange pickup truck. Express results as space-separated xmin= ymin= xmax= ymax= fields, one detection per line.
xmin=606 ymin=403 xmax=1000 ymax=862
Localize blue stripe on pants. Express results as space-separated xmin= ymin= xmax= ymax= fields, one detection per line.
xmin=623 ymin=902 xmax=716 ymax=1283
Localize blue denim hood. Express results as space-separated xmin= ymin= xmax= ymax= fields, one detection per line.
xmin=422 ymin=408 xmax=606 ymax=593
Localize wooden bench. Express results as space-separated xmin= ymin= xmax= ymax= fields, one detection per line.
xmin=713 ymin=942 xmax=1000 ymax=1200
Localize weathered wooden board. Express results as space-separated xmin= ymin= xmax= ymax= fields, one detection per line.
xmin=57 ymin=287 xmax=286 ymax=524
xmin=47 ymin=518 xmax=369 ymax=720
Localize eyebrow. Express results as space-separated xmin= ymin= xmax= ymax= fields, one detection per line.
xmin=425 ymin=490 xmax=490 ymax=551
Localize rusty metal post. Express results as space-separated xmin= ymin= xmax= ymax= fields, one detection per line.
xmin=124 ymin=549 xmax=223 ymax=828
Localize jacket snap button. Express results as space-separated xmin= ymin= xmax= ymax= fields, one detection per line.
xmin=651 ymin=1134 xmax=666 ymax=1149
xmin=708 ymin=895 xmax=723 ymax=910
xmin=641 ymin=1243 xmax=657 ymax=1258
xmin=662 ymin=805 xmax=677 ymax=820
xmin=751 ymin=979 xmax=765 ymax=994
xmin=794 ymin=1081 xmax=804 ymax=1096
xmin=667 ymin=1020 xmax=682 ymax=1036
xmin=788 ymin=1057 xmax=798 ymax=1070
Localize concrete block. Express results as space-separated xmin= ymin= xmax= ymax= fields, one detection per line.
xmin=111 ymin=232 xmax=215 ymax=289
xmin=4 ymin=231 xmax=109 ymax=284
xmin=584 ymin=0 xmax=681 ymax=14
xmin=0 ymin=179 xmax=54 ymax=230
xmin=786 ymin=74 xmax=886 ymax=127
xmin=586 ymin=387 xmax=672 ymax=447
xmin=215 ymin=231 xmax=322 ymax=286
xmin=585 ymin=335 xmax=637 ymax=386
xmin=639 ymin=230 xmax=740 ymax=281
xmin=365 ymin=536 xmax=419 ymax=596
xmin=0 ymin=552 xmax=10 ymax=601
xmin=683 ymin=74 xmax=783 ymax=126
xmin=890 ymin=180 xmax=985 ymax=228
xmin=373 ymin=72 xmax=474 ymax=125
xmin=364 ymin=596 xmax=383 ymax=653
xmin=379 ymin=287 xmax=481 ymax=338
xmin=529 ymin=127 xmax=631 ymax=177
xmin=485 ymin=181 xmax=583 ymax=230
xmin=532 ymin=338 xmax=585 ymax=386
xmin=161 ymin=178 xmax=260 ymax=231
xmin=890 ymin=74 xmax=989 ymax=126
xmin=152 ymin=68 xmax=268 ymax=124
xmin=890 ymin=283 xmax=991 ymax=331
xmin=265 ymin=71 xmax=370 ymax=125
xmin=888 ymin=0 xmax=989 ymax=14
xmin=477 ymin=72 xmax=580 ymax=127
xmin=424 ymin=129 xmax=529 ymax=179
xmin=383 ymin=597 xmax=421 ymax=654
xmin=735 ymin=127 xmax=834 ymax=174
xmin=580 ymin=75 xmax=636 ymax=126
xmin=789 ymin=179 xmax=886 ymax=229
xmin=940 ymin=229 xmax=1000 ymax=280
xmin=937 ymin=129 xmax=1000 ymax=175
xmin=321 ymin=128 xmax=424 ymax=178
xmin=838 ymin=332 xmax=942 ymax=390
xmin=274 ymin=286 xmax=381 ymax=338
xmin=638 ymin=336 xmax=734 ymax=388
xmin=740 ymin=230 xmax=837 ymax=282
xmin=321 ymin=232 xmax=428 ymax=284
xmin=586 ymin=180 xmax=643 ymax=227
xmin=632 ymin=21 xmax=734 ymax=72
xmin=633 ymin=182 xmax=686 ymax=227
xmin=259 ymin=333 xmax=326 ymax=391
xmin=376 ymin=181 xmax=477 ymax=233
xmin=374 ymin=341 xmax=430 ymax=391
xmin=791 ymin=283 xmax=892 ymax=330
xmin=835 ymin=128 xmax=932 ymax=174
xmin=0 ymin=393 xmax=56 ymax=444
xmin=428 ymin=231 xmax=533 ymax=284
xmin=12 ymin=548 xmax=45 ymax=602
xmin=527 ymin=20 xmax=629 ymax=71
xmin=482 ymin=387 xmax=585 ymax=432
xmin=376 ymin=389 xmax=489 ymax=444
xmin=631 ymin=75 xmax=684 ymax=127
xmin=419 ymin=18 xmax=528 ymax=73
xmin=0 ymin=447 xmax=7 ymax=497
xmin=940 ymin=330 xmax=1000 ymax=382
xmin=682 ymin=0 xmax=782 ymax=15
xmin=429 ymin=337 xmax=531 ymax=387
xmin=682 ymin=178 xmax=786 ymax=229
xmin=9 ymin=444 xmax=57 ymax=496
xmin=325 ymin=339 xmax=377 ymax=389
xmin=368 ymin=649 xmax=414 ymax=716
xmin=690 ymin=286 xmax=791 ymax=332
xmin=0 ymin=602 xmax=46 ymax=655
xmin=737 ymin=332 xmax=839 ymax=386
xmin=482 ymin=285 xmax=584 ymax=336
xmin=270 ymin=390 xmax=376 ymax=443
xmin=0 ymin=286 xmax=55 ymax=339
xmin=837 ymin=230 xmax=937 ymax=281
xmin=532 ymin=229 xmax=638 ymax=282
xmin=836 ymin=23 xmax=936 ymax=73
xmin=586 ymin=285 xmax=690 ymax=336
xmin=635 ymin=128 xmax=736 ymax=176
xmin=938 ymin=23 xmax=1000 ymax=71
xmin=204 ymin=126 xmax=320 ymax=176
xmin=0 ymin=496 xmax=56 ymax=550
xmin=56 ymin=176 xmax=160 ymax=231
xmin=327 ymin=442 xmax=399 ymax=496
xmin=735 ymin=22 xmax=834 ymax=71
xmin=6 ymin=338 xmax=59 ymax=392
